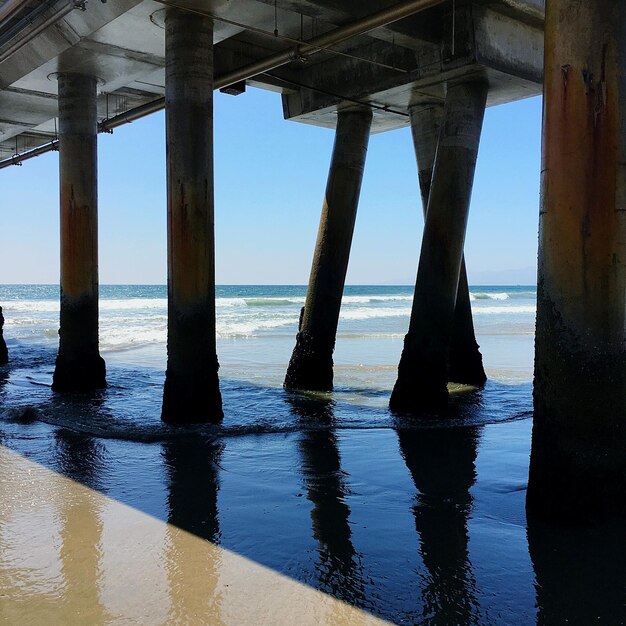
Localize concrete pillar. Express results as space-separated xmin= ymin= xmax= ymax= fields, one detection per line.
xmin=161 ymin=11 xmax=222 ymax=424
xmin=390 ymin=82 xmax=487 ymax=413
xmin=449 ymin=262 xmax=486 ymax=385
xmin=52 ymin=73 xmax=105 ymax=392
xmin=527 ymin=0 xmax=626 ymax=521
xmin=284 ymin=108 xmax=372 ymax=391
xmin=0 ymin=306 xmax=7 ymax=364
xmin=409 ymin=104 xmax=486 ymax=386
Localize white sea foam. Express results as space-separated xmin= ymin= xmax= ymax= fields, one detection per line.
xmin=100 ymin=298 xmax=166 ymax=311
xmin=244 ymin=297 xmax=304 ymax=307
xmin=4 ymin=298 xmax=168 ymax=313
xmin=219 ymin=296 xmax=301 ymax=308
xmin=1 ymin=288 xmax=537 ymax=351
xmin=100 ymin=326 xmax=166 ymax=350
xmin=470 ymin=292 xmax=510 ymax=301
xmin=100 ymin=316 xmax=300 ymax=347
xmin=221 ymin=295 xmax=411 ymax=307
xmin=472 ymin=305 xmax=536 ymax=315
xmin=217 ymin=316 xmax=297 ymax=337
xmin=218 ymin=297 xmax=252 ymax=308
xmin=4 ymin=300 xmax=59 ymax=313
xmin=3 ymin=293 xmax=412 ymax=315
xmin=342 ymin=295 xmax=412 ymax=304
xmin=340 ymin=307 xmax=412 ymax=321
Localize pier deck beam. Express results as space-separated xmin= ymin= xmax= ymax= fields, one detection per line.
xmin=409 ymin=104 xmax=486 ymax=386
xmin=390 ymin=82 xmax=487 ymax=413
xmin=527 ymin=0 xmax=626 ymax=521
xmin=284 ymin=108 xmax=372 ymax=391
xmin=0 ymin=307 xmax=7 ymax=365
xmin=161 ymin=11 xmax=222 ymax=424
xmin=52 ymin=73 xmax=105 ymax=392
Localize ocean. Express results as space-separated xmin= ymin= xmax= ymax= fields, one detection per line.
xmin=0 ymin=284 xmax=535 ymax=434
xmin=2 ymin=284 xmax=623 ymax=623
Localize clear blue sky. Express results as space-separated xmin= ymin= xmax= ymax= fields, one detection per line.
xmin=0 ymin=88 xmax=542 ymax=285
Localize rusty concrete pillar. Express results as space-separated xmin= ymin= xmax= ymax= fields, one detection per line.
xmin=409 ymin=104 xmax=486 ymax=386
xmin=52 ymin=73 xmax=105 ymax=392
xmin=0 ymin=306 xmax=7 ymax=365
xmin=527 ymin=0 xmax=626 ymax=521
xmin=284 ymin=108 xmax=372 ymax=391
xmin=161 ymin=10 xmax=222 ymax=424
xmin=390 ymin=81 xmax=487 ymax=413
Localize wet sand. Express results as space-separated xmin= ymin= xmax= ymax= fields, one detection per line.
xmin=3 ymin=385 xmax=626 ymax=623
xmin=1 ymin=283 xmax=626 ymax=624
xmin=0 ymin=445 xmax=388 ymax=625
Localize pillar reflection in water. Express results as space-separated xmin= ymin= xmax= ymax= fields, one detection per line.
xmin=287 ymin=394 xmax=365 ymax=608
xmin=0 ymin=356 xmax=8 ymax=394
xmin=55 ymin=430 xmax=109 ymax=622
xmin=163 ymin=438 xmax=223 ymax=622
xmin=528 ymin=518 xmax=626 ymax=624
xmin=55 ymin=428 xmax=105 ymax=490
xmin=397 ymin=426 xmax=480 ymax=624
xmin=0 ymin=306 xmax=8 ymax=365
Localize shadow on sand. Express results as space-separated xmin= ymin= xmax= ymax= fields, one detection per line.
xmin=2 ymin=351 xmax=626 ymax=623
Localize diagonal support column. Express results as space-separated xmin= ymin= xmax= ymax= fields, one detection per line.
xmin=390 ymin=81 xmax=487 ymax=413
xmin=527 ymin=0 xmax=626 ymax=521
xmin=409 ymin=104 xmax=486 ymax=386
xmin=161 ymin=10 xmax=222 ymax=424
xmin=284 ymin=108 xmax=372 ymax=391
xmin=52 ymin=73 xmax=106 ymax=392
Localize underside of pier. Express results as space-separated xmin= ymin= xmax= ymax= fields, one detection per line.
xmin=0 ymin=0 xmax=544 ymax=420
xmin=0 ymin=0 xmax=543 ymax=159
xmin=5 ymin=0 xmax=626 ymax=523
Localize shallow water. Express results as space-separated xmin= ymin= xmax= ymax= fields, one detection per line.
xmin=1 ymin=285 xmax=626 ymax=624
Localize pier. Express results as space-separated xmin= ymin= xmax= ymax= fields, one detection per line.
xmin=0 ymin=0 xmax=625 ymax=526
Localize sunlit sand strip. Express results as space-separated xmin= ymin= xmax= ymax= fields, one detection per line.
xmin=0 ymin=445 xmax=389 ymax=625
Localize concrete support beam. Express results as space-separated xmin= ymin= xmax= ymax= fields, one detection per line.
xmin=284 ymin=108 xmax=372 ymax=391
xmin=0 ymin=306 xmax=7 ymax=365
xmin=409 ymin=104 xmax=443 ymax=212
xmin=527 ymin=0 xmax=626 ymax=521
xmin=161 ymin=11 xmax=222 ymax=424
xmin=390 ymin=81 xmax=487 ymax=413
xmin=52 ymin=73 xmax=105 ymax=392
xmin=409 ymin=104 xmax=486 ymax=386
xmin=449 ymin=262 xmax=486 ymax=385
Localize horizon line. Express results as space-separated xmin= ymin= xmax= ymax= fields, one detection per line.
xmin=0 ymin=282 xmax=538 ymax=287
